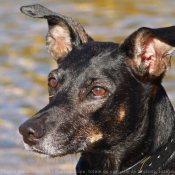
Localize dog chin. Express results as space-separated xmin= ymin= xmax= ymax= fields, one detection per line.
xmin=23 ymin=142 xmax=67 ymax=157
xmin=23 ymin=143 xmax=47 ymax=156
xmin=23 ymin=139 xmax=87 ymax=158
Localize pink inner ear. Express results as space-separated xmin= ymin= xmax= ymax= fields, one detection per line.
xmin=46 ymin=25 xmax=72 ymax=60
xmin=140 ymin=38 xmax=172 ymax=74
xmin=141 ymin=39 xmax=157 ymax=73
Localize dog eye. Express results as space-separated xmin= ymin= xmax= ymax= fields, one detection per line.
xmin=49 ymin=78 xmax=58 ymax=88
xmin=91 ymin=86 xmax=106 ymax=96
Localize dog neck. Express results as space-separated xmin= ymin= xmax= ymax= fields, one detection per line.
xmin=148 ymin=85 xmax=175 ymax=152
xmin=120 ymin=85 xmax=175 ymax=169
xmin=120 ymin=85 xmax=175 ymax=172
xmin=76 ymin=85 xmax=175 ymax=174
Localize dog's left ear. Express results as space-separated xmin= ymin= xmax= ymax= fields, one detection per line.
xmin=20 ymin=4 xmax=93 ymax=63
xmin=120 ymin=26 xmax=175 ymax=82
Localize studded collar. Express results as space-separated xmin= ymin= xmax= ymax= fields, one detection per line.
xmin=76 ymin=130 xmax=175 ymax=175
xmin=118 ymin=130 xmax=175 ymax=174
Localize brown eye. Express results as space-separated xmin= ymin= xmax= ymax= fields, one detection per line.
xmin=92 ymin=87 xmax=106 ymax=96
xmin=49 ymin=78 xmax=58 ymax=88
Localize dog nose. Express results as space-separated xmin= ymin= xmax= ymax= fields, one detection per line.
xmin=19 ymin=121 xmax=45 ymax=146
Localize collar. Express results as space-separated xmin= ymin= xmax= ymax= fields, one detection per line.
xmin=76 ymin=130 xmax=175 ymax=175
xmin=119 ymin=130 xmax=175 ymax=174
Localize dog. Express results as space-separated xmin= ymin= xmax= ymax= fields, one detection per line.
xmin=19 ymin=4 xmax=175 ymax=175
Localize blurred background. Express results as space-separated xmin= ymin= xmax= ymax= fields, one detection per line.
xmin=1 ymin=0 xmax=175 ymax=174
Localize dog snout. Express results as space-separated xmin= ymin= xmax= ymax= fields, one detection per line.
xmin=19 ymin=120 xmax=45 ymax=146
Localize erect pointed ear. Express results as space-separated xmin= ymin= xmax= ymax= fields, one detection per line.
xmin=120 ymin=26 xmax=175 ymax=82
xmin=20 ymin=4 xmax=93 ymax=63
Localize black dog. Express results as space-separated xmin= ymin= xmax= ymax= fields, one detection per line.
xmin=19 ymin=4 xmax=175 ymax=175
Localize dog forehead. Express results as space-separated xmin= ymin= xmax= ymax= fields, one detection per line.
xmin=59 ymin=42 xmax=119 ymax=72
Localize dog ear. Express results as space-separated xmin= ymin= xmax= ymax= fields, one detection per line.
xmin=20 ymin=4 xmax=93 ymax=63
xmin=120 ymin=26 xmax=175 ymax=82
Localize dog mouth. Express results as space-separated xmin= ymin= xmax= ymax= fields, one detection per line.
xmin=23 ymin=143 xmax=48 ymax=156
xmin=23 ymin=139 xmax=88 ymax=157
xmin=32 ymin=148 xmax=47 ymax=155
xmin=22 ymin=130 xmax=100 ymax=157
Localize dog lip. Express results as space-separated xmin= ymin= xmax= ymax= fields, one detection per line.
xmin=25 ymin=139 xmax=88 ymax=157
xmin=31 ymin=148 xmax=47 ymax=155
xmin=31 ymin=146 xmax=65 ymax=157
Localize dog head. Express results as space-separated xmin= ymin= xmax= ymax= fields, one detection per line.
xmin=19 ymin=4 xmax=175 ymax=158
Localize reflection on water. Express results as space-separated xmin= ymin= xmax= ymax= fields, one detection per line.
xmin=1 ymin=0 xmax=175 ymax=174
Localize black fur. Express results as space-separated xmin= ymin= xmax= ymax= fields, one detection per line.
xmin=19 ymin=4 xmax=175 ymax=174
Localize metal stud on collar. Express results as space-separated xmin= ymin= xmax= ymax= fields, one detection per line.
xmin=148 ymin=163 xmax=152 ymax=166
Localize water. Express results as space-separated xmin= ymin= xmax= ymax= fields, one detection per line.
xmin=1 ymin=0 xmax=175 ymax=174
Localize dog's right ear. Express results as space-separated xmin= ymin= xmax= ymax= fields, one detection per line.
xmin=20 ymin=4 xmax=93 ymax=63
